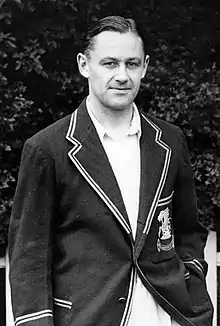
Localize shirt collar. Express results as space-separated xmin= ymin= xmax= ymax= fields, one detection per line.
xmin=86 ymin=96 xmax=142 ymax=141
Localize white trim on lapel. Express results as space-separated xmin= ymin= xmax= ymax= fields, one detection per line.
xmin=141 ymin=115 xmax=172 ymax=235
xmin=66 ymin=111 xmax=132 ymax=235
xmin=66 ymin=110 xmax=82 ymax=154
xmin=157 ymin=191 xmax=174 ymax=206
xmin=119 ymin=267 xmax=136 ymax=326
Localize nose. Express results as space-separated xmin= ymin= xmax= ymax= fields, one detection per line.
xmin=115 ymin=64 xmax=129 ymax=83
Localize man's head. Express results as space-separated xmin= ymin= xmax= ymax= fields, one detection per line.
xmin=77 ymin=16 xmax=149 ymax=112
xmin=82 ymin=16 xmax=147 ymax=58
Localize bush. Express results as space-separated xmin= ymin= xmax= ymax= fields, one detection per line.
xmin=0 ymin=0 xmax=219 ymax=247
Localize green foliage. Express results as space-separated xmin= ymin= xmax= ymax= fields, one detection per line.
xmin=141 ymin=62 xmax=220 ymax=229
xmin=0 ymin=0 xmax=219 ymax=247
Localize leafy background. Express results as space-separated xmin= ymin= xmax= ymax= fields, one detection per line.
xmin=0 ymin=2 xmax=219 ymax=239
xmin=0 ymin=0 xmax=219 ymax=323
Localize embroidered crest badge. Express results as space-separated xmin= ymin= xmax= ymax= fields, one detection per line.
xmin=157 ymin=207 xmax=174 ymax=252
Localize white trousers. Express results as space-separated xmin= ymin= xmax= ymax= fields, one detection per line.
xmin=128 ymin=275 xmax=180 ymax=326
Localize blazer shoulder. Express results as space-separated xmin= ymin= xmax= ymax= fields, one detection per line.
xmin=24 ymin=114 xmax=72 ymax=153
xmin=141 ymin=113 xmax=186 ymax=150
xmin=142 ymin=113 xmax=183 ymax=137
xmin=142 ymin=113 xmax=181 ymax=134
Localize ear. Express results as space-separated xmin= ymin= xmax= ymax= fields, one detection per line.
xmin=141 ymin=55 xmax=150 ymax=79
xmin=77 ymin=53 xmax=90 ymax=78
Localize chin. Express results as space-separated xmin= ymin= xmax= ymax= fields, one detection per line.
xmin=109 ymin=104 xmax=131 ymax=111
xmin=109 ymin=99 xmax=133 ymax=110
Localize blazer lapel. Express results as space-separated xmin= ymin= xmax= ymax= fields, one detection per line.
xmin=135 ymin=113 xmax=172 ymax=257
xmin=66 ymin=99 xmax=132 ymax=237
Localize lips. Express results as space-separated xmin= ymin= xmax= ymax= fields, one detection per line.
xmin=110 ymin=87 xmax=131 ymax=90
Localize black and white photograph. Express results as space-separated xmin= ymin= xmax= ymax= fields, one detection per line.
xmin=0 ymin=1 xmax=219 ymax=325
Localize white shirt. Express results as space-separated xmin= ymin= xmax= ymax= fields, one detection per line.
xmin=86 ymin=98 xmax=180 ymax=326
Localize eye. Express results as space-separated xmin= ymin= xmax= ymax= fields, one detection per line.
xmin=126 ymin=62 xmax=139 ymax=69
xmin=103 ymin=62 xmax=117 ymax=68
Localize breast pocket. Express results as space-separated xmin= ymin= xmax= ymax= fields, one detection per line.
xmin=152 ymin=192 xmax=176 ymax=263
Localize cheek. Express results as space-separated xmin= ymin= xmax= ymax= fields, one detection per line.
xmin=131 ymin=77 xmax=141 ymax=90
xmin=90 ymin=71 xmax=110 ymax=87
xmin=128 ymin=71 xmax=142 ymax=83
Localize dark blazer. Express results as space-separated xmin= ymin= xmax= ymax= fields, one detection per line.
xmin=9 ymin=99 xmax=213 ymax=326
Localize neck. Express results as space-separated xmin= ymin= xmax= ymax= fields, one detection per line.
xmin=88 ymin=96 xmax=133 ymax=136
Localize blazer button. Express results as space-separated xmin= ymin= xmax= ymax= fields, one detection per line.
xmin=118 ymin=297 xmax=126 ymax=304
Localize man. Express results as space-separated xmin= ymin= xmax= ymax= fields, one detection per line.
xmin=8 ymin=16 xmax=213 ymax=326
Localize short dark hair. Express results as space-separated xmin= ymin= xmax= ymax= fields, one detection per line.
xmin=82 ymin=16 xmax=146 ymax=57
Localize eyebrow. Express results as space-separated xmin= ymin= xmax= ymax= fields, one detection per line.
xmin=99 ymin=57 xmax=142 ymax=64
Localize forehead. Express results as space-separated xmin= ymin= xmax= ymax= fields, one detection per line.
xmin=91 ymin=31 xmax=144 ymax=59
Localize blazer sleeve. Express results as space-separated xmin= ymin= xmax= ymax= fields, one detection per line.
xmin=172 ymin=129 xmax=209 ymax=279
xmin=8 ymin=139 xmax=56 ymax=326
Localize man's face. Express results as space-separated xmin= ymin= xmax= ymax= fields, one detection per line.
xmin=77 ymin=31 xmax=149 ymax=111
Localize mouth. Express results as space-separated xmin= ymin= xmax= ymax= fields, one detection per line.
xmin=110 ymin=87 xmax=131 ymax=92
